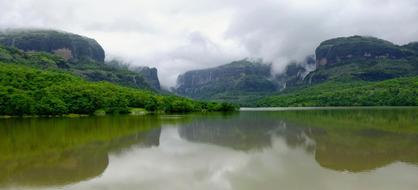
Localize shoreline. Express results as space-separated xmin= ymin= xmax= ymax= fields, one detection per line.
xmin=240 ymin=106 xmax=418 ymax=111
xmin=1 ymin=106 xmax=417 ymax=118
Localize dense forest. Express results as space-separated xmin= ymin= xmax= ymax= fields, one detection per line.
xmin=0 ymin=63 xmax=237 ymax=116
xmin=257 ymin=77 xmax=418 ymax=107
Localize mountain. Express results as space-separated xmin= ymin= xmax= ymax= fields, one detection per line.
xmin=0 ymin=29 xmax=161 ymax=90
xmin=0 ymin=29 xmax=105 ymax=62
xmin=258 ymin=36 xmax=418 ymax=107
xmin=307 ymin=36 xmax=418 ymax=83
xmin=175 ymin=58 xmax=314 ymax=104
xmin=132 ymin=66 xmax=160 ymax=90
xmin=175 ymin=59 xmax=278 ymax=103
xmin=176 ymin=60 xmax=276 ymax=95
xmin=176 ymin=35 xmax=418 ymax=106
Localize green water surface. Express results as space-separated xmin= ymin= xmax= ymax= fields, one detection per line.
xmin=0 ymin=108 xmax=417 ymax=190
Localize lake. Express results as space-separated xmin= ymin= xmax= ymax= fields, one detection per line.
xmin=1 ymin=107 xmax=418 ymax=190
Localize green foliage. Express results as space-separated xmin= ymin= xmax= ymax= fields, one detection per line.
xmin=257 ymin=77 xmax=418 ymax=107
xmin=144 ymin=96 xmax=159 ymax=111
xmin=5 ymin=93 xmax=35 ymax=115
xmin=0 ymin=45 xmax=159 ymax=90
xmin=37 ymin=95 xmax=68 ymax=115
xmin=0 ymin=63 xmax=237 ymax=116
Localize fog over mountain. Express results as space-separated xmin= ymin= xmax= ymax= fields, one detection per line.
xmin=1 ymin=0 xmax=418 ymax=87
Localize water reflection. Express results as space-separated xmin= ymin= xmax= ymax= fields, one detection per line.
xmin=0 ymin=116 xmax=162 ymax=188
xmin=179 ymin=110 xmax=418 ymax=172
xmin=0 ymin=108 xmax=418 ymax=190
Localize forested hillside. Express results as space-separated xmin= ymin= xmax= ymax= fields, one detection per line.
xmin=0 ymin=29 xmax=161 ymax=90
xmin=257 ymin=77 xmax=418 ymax=107
xmin=0 ymin=63 xmax=237 ymax=116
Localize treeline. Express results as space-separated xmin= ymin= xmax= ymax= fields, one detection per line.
xmin=0 ymin=63 xmax=238 ymax=116
xmin=257 ymin=77 xmax=418 ymax=107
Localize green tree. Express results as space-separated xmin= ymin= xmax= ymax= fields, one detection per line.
xmin=36 ymin=96 xmax=68 ymax=115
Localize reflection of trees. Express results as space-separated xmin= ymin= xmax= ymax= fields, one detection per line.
xmin=314 ymin=129 xmax=418 ymax=172
xmin=0 ymin=116 xmax=162 ymax=188
xmin=0 ymin=145 xmax=109 ymax=187
xmin=272 ymin=109 xmax=418 ymax=172
xmin=178 ymin=110 xmax=418 ymax=172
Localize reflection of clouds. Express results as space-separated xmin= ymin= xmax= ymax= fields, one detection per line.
xmin=58 ymin=127 xmax=418 ymax=190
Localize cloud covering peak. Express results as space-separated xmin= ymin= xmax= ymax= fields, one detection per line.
xmin=1 ymin=0 xmax=418 ymax=87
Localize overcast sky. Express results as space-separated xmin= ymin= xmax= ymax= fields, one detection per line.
xmin=1 ymin=0 xmax=418 ymax=87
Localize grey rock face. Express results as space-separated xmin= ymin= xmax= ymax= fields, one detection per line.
xmin=315 ymin=36 xmax=407 ymax=67
xmin=0 ymin=29 xmax=105 ymax=62
xmin=133 ymin=67 xmax=161 ymax=90
xmin=175 ymin=60 xmax=278 ymax=99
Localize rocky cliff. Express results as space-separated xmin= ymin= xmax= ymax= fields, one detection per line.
xmin=175 ymin=60 xmax=278 ymax=99
xmin=0 ymin=29 xmax=105 ymax=62
xmin=132 ymin=67 xmax=161 ymax=90
xmin=0 ymin=29 xmax=161 ymax=90
xmin=307 ymin=36 xmax=418 ymax=83
xmin=315 ymin=36 xmax=411 ymax=67
xmin=175 ymin=35 xmax=418 ymax=105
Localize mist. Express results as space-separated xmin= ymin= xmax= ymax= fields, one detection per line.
xmin=1 ymin=0 xmax=418 ymax=87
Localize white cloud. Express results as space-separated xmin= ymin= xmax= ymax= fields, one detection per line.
xmin=1 ymin=0 xmax=418 ymax=86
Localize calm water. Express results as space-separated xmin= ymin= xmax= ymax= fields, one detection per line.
xmin=1 ymin=108 xmax=418 ymax=190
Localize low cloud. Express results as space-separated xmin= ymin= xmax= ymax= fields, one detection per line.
xmin=1 ymin=0 xmax=418 ymax=87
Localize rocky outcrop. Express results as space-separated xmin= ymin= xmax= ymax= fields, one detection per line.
xmin=0 ymin=29 xmax=162 ymax=91
xmin=307 ymin=36 xmax=418 ymax=83
xmin=276 ymin=56 xmax=316 ymax=88
xmin=175 ymin=59 xmax=278 ymax=99
xmin=0 ymin=29 xmax=105 ymax=62
xmin=133 ymin=67 xmax=161 ymax=90
xmin=315 ymin=36 xmax=409 ymax=67
xmin=175 ymin=58 xmax=317 ymax=102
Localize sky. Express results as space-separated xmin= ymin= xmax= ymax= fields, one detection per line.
xmin=1 ymin=0 xmax=418 ymax=87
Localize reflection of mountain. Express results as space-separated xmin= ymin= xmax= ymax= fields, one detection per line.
xmin=269 ymin=109 xmax=418 ymax=172
xmin=1 ymin=145 xmax=109 ymax=187
xmin=178 ymin=113 xmax=324 ymax=152
xmin=0 ymin=116 xmax=162 ymax=188
xmin=314 ymin=129 xmax=418 ymax=172
xmin=178 ymin=110 xmax=418 ymax=172
xmin=178 ymin=115 xmax=277 ymax=151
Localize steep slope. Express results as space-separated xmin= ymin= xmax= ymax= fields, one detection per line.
xmin=175 ymin=35 xmax=418 ymax=106
xmin=308 ymin=36 xmax=418 ymax=83
xmin=132 ymin=67 xmax=160 ymax=90
xmin=175 ymin=58 xmax=314 ymax=104
xmin=0 ymin=29 xmax=160 ymax=90
xmin=175 ymin=60 xmax=278 ymax=102
xmin=0 ymin=29 xmax=105 ymax=62
xmin=259 ymin=36 xmax=418 ymax=107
